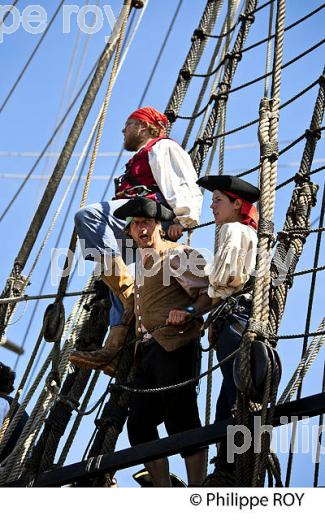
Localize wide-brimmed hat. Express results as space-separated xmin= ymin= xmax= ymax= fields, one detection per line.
xmin=197 ymin=175 xmax=259 ymax=203
xmin=113 ymin=197 xmax=175 ymax=228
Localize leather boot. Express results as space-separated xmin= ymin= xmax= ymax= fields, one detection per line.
xmin=69 ymin=257 xmax=134 ymax=374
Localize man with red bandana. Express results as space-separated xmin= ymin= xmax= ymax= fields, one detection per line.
xmin=73 ymin=106 xmax=203 ymax=364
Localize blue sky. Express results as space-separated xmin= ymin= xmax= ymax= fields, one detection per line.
xmin=0 ymin=0 xmax=324 ymax=488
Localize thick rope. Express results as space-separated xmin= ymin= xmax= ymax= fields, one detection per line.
xmin=14 ymin=6 xmax=149 ymax=372
xmin=3 ymin=4 xmax=135 ymax=481
xmin=235 ymin=0 xmax=286 ymax=487
xmin=165 ymin=0 xmax=225 ymax=131
xmin=33 ymin=0 xmax=93 ymax=194
xmin=263 ymin=0 xmax=275 ymax=97
xmin=285 ymin=183 xmax=325 ymax=486
xmin=182 ymin=0 xmax=241 ymax=148
xmin=0 ymin=277 xmax=95 ymax=476
xmin=191 ymin=0 xmax=258 ymax=175
xmin=0 ymin=0 xmax=137 ymax=462
xmin=0 ymin=1 xmax=131 ymax=340
xmin=269 ymin=68 xmax=324 ymax=337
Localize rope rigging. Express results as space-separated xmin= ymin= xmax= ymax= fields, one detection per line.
xmin=0 ymin=0 xmax=138 ymax=341
xmin=4 ymin=0 xmax=149 ymax=387
xmin=165 ymin=0 xmax=225 ymax=129
xmin=0 ymin=0 xmax=148 ymax=486
xmin=0 ymin=0 xmax=145 ymax=224
xmin=242 ymin=2 xmax=325 ymax=54
xmin=204 ymin=0 xmax=275 ymax=39
xmin=233 ymin=0 xmax=286 ymax=487
xmin=101 ymin=0 xmax=181 ymax=200
xmin=235 ymin=125 xmax=324 ymax=179
xmin=183 ymin=4 xmax=324 ymax=79
xmin=180 ymin=47 xmax=324 ymax=123
xmin=0 ymin=58 xmax=98 ymax=223
xmin=37 ymin=0 xmax=101 ymax=195
xmin=230 ymin=38 xmax=325 ymax=94
xmin=13 ymin=132 xmax=98 ymax=374
xmin=15 ymin=1 xmax=149 ymax=381
xmin=182 ymin=0 xmax=241 ymax=150
xmin=191 ymin=0 xmax=258 ymax=174
xmin=285 ymin=183 xmax=325 ymax=486
xmin=0 ymin=0 xmax=324 ymax=489
xmin=0 ymin=1 xmax=65 ymax=115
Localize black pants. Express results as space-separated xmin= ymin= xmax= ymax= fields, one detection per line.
xmin=127 ymin=338 xmax=202 ymax=457
xmin=213 ymin=299 xmax=251 ymax=421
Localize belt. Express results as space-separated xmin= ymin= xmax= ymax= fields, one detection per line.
xmin=204 ymin=292 xmax=252 ymax=330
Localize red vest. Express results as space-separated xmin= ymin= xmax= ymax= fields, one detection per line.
xmin=114 ymin=137 xmax=167 ymax=202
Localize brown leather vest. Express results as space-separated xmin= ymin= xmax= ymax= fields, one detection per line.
xmin=134 ymin=241 xmax=203 ymax=352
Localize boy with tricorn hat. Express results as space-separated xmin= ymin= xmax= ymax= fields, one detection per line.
xmin=196 ymin=174 xmax=259 ymax=478
xmin=71 ymin=197 xmax=211 ymax=486
xmin=74 ymin=106 xmax=203 ymax=356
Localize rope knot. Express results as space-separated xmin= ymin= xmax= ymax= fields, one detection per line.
xmin=269 ymin=110 xmax=280 ymax=122
xmin=14 ymin=262 xmax=23 ymax=277
xmin=258 ymin=218 xmax=275 ymax=242
xmin=294 ymin=170 xmax=311 ymax=185
xmin=196 ymin=136 xmax=214 ymax=147
xmin=180 ymin=66 xmax=192 ymax=81
xmin=192 ymin=28 xmax=206 ymax=41
xmin=8 ymin=274 xmax=28 ymax=297
xmin=225 ymin=50 xmax=242 ymax=63
xmin=260 ymin=141 xmax=279 ymax=161
xmin=165 ymin=109 xmax=177 ymax=123
xmin=217 ymin=80 xmax=230 ymax=101
xmin=210 ymin=93 xmax=219 ymax=103
xmin=239 ymin=12 xmax=255 ymax=24
xmin=247 ymin=319 xmax=270 ymax=340
xmin=131 ymin=0 xmax=144 ymax=8
xmin=305 ymin=127 xmax=322 ymax=141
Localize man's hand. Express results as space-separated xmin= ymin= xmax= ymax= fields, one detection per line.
xmin=167 ymin=223 xmax=184 ymax=241
xmin=167 ymin=309 xmax=192 ymax=325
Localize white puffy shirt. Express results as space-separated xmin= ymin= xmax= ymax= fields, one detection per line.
xmin=207 ymin=222 xmax=258 ymax=300
xmin=148 ymin=139 xmax=203 ymax=228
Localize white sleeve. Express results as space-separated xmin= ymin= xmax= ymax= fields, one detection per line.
xmin=148 ymin=139 xmax=203 ymax=227
xmin=169 ymin=247 xmax=209 ymax=299
xmin=206 ymin=223 xmax=257 ymax=300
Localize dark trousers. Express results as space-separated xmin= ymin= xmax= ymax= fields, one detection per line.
xmin=127 ymin=338 xmax=202 ymax=457
xmin=214 ymin=300 xmax=251 ymax=421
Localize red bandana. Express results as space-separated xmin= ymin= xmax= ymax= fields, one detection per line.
xmin=224 ymin=191 xmax=259 ymax=230
xmin=128 ymin=107 xmax=167 ymax=137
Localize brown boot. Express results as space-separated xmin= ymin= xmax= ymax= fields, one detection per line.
xmin=69 ymin=327 xmax=126 ymax=371
xmin=101 ymin=255 xmax=134 ymax=319
xmin=69 ymin=256 xmax=134 ymax=373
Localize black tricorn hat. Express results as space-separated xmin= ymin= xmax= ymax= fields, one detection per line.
xmin=113 ymin=197 xmax=175 ymax=223
xmin=197 ymin=175 xmax=260 ymax=203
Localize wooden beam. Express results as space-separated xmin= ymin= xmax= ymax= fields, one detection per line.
xmin=5 ymin=391 xmax=325 ymax=488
